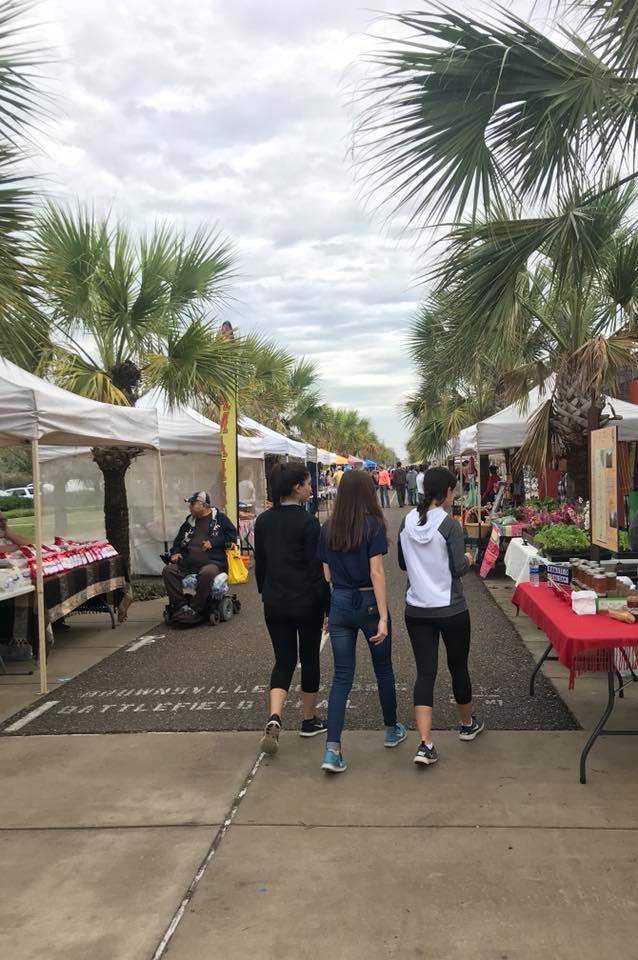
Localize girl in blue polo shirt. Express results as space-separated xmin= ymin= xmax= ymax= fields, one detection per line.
xmin=317 ymin=470 xmax=405 ymax=773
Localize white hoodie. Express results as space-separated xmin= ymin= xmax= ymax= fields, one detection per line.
xmin=398 ymin=507 xmax=469 ymax=618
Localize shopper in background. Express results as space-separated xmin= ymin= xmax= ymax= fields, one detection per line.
xmin=398 ymin=466 xmax=484 ymax=767
xmin=406 ymin=465 xmax=418 ymax=506
xmin=254 ymin=463 xmax=330 ymax=755
xmin=318 ymin=470 xmax=405 ymax=773
xmin=377 ymin=464 xmax=391 ymax=508
xmin=482 ymin=464 xmax=501 ymax=506
xmin=393 ymin=461 xmax=407 ymax=508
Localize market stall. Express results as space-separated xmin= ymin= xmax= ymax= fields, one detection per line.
xmin=40 ymin=389 xmax=266 ymax=575
xmin=0 ymin=357 xmax=160 ymax=692
xmin=239 ymin=415 xmax=307 ymax=460
xmin=456 ymin=386 xmax=638 ymax=574
xmin=513 ymin=580 xmax=638 ymax=783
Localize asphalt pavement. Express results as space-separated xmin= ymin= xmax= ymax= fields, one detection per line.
xmin=0 ymin=507 xmax=577 ymax=735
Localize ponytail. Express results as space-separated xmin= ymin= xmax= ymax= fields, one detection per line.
xmin=417 ymin=492 xmax=434 ymax=525
xmin=417 ymin=467 xmax=457 ymax=526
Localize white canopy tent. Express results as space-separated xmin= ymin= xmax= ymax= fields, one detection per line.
xmin=0 ymin=357 xmax=160 ymax=692
xmin=239 ymin=415 xmax=307 ymax=459
xmin=40 ymin=388 xmax=267 ymax=575
xmin=306 ymin=445 xmax=336 ymax=465
xmin=459 ymin=382 xmax=638 ymax=454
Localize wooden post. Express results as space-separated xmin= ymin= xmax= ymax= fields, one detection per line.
xmin=156 ymin=449 xmax=169 ymax=554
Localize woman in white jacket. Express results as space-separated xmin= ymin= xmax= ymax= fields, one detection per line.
xmin=398 ymin=467 xmax=484 ymax=766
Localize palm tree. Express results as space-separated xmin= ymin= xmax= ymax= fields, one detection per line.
xmin=405 ymin=279 xmax=553 ymax=461
xmin=431 ymin=191 xmax=638 ymax=494
xmin=356 ymin=1 xmax=638 ymax=491
xmin=34 ymin=206 xmax=239 ymax=567
xmin=0 ymin=1 xmax=51 ymax=369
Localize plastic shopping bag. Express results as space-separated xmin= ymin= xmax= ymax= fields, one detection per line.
xmin=226 ymin=543 xmax=249 ymax=584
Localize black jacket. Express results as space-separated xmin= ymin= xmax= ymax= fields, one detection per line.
xmin=171 ymin=508 xmax=237 ymax=570
xmin=254 ymin=504 xmax=329 ymax=615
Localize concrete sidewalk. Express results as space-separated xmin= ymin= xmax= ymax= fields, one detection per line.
xmin=3 ymin=578 xmax=638 ymax=959
xmin=2 ymin=729 xmax=638 ymax=960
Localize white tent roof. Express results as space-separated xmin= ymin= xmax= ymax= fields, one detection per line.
xmin=305 ymin=445 xmax=336 ymax=465
xmin=0 ymin=357 xmax=159 ymax=449
xmin=458 ymin=379 xmax=638 ymax=452
xmin=137 ymin=388 xmax=264 ymax=459
xmin=239 ymin=415 xmax=307 ymax=458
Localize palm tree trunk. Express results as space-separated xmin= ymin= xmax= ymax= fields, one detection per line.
xmin=91 ymin=447 xmax=143 ymax=574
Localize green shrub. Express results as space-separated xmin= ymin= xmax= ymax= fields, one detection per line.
xmin=131 ymin=579 xmax=167 ymax=602
xmin=4 ymin=507 xmax=35 ymax=519
xmin=0 ymin=495 xmax=30 ymax=511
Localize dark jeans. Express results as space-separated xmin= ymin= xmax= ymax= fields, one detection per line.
xmin=264 ymin=605 xmax=323 ymax=693
xmin=378 ymin=485 xmax=390 ymax=508
xmin=407 ymin=487 xmax=417 ymax=506
xmin=405 ymin=611 xmax=472 ymax=707
xmin=162 ymin=562 xmax=221 ymax=613
xmin=327 ymin=588 xmax=397 ymax=744
xmin=395 ymin=484 xmax=406 ymax=507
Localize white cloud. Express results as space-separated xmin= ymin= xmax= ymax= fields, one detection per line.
xmin=29 ymin=0 xmax=552 ymax=456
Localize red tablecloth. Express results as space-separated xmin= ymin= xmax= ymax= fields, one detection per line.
xmin=512 ymin=582 xmax=638 ymax=687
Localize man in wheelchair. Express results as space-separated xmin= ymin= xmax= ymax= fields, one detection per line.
xmin=162 ymin=490 xmax=238 ymax=625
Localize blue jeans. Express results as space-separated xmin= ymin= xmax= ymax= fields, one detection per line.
xmin=379 ymin=485 xmax=390 ymax=507
xmin=327 ymin=588 xmax=397 ymax=744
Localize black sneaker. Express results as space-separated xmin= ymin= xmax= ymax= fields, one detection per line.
xmin=414 ymin=742 xmax=438 ymax=766
xmin=459 ymin=716 xmax=485 ymax=741
xmin=260 ymin=719 xmax=281 ymax=755
xmin=299 ymin=716 xmax=327 ymax=738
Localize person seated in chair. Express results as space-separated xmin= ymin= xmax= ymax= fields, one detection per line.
xmin=163 ymin=491 xmax=238 ymax=624
xmin=0 ymin=512 xmax=33 ymax=553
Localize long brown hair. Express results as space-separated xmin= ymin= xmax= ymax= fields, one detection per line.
xmin=324 ymin=470 xmax=387 ymax=552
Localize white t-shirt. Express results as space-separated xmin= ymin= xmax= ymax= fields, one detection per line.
xmin=416 ymin=472 xmax=425 ymax=496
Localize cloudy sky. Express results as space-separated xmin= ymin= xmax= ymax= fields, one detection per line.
xmin=34 ymin=0 xmax=548 ymax=456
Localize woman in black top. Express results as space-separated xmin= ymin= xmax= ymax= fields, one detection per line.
xmin=254 ymin=463 xmax=330 ymax=755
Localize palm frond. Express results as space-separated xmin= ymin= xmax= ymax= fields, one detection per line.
xmin=355 ymin=3 xmax=638 ymax=225
xmin=49 ymin=348 xmax=128 ymax=405
xmin=575 ymin=0 xmax=638 ymax=76
xmin=514 ymin=398 xmax=554 ymax=473
xmin=143 ymin=318 xmax=241 ymax=406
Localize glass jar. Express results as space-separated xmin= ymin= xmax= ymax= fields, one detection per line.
xmin=593 ymin=575 xmax=607 ymax=596
xmin=606 ymin=573 xmax=618 ymax=594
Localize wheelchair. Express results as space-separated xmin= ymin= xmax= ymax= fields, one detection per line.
xmin=161 ymin=562 xmax=241 ymax=627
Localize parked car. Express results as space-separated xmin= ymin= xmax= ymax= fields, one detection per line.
xmin=3 ymin=486 xmax=33 ymax=499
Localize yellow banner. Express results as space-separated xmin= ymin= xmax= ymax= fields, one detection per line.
xmin=220 ymin=392 xmax=238 ymax=529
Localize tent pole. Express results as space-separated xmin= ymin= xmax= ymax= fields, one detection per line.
xmin=156 ymin=449 xmax=169 ymax=553
xmin=31 ymin=439 xmax=48 ymax=694
xmin=477 ymin=441 xmax=482 ymax=530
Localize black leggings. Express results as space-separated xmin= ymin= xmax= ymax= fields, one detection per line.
xmin=405 ymin=611 xmax=472 ymax=707
xmin=264 ymin=605 xmax=323 ymax=694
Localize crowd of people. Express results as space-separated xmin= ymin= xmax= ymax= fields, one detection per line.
xmin=254 ymin=463 xmax=484 ymax=774
xmin=318 ymin=462 xmax=430 ymax=510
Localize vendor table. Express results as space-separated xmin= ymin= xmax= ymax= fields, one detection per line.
xmin=513 ymin=582 xmax=638 ymax=782
xmin=0 ymin=583 xmax=35 ymax=676
xmin=504 ymin=537 xmax=541 ymax=585
xmin=1 ymin=555 xmax=126 ymax=659
xmin=238 ymin=515 xmax=256 ymax=553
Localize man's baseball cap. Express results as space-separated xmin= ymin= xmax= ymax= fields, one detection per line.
xmin=185 ymin=490 xmax=211 ymax=505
